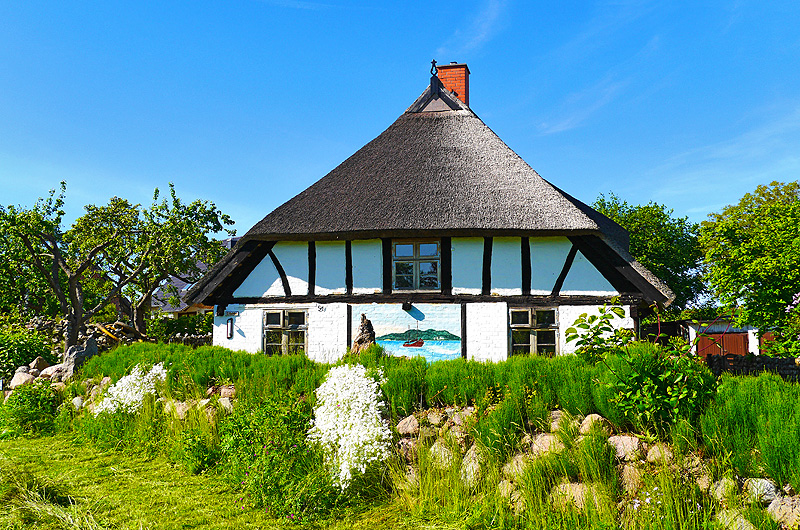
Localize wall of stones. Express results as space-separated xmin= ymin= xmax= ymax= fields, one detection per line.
xmin=706 ymin=354 xmax=800 ymax=381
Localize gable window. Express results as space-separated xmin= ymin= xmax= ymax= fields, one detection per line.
xmin=510 ymin=308 xmax=558 ymax=357
xmin=263 ymin=309 xmax=307 ymax=355
xmin=393 ymin=240 xmax=440 ymax=291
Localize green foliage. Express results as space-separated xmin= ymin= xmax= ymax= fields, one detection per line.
xmin=219 ymin=395 xmax=346 ymax=523
xmin=565 ymin=305 xmax=632 ymax=363
xmin=0 ymin=328 xmax=54 ymax=382
xmin=73 ymin=395 xmax=167 ymax=455
xmin=147 ymin=313 xmax=213 ymax=341
xmin=594 ymin=193 xmax=705 ymax=309
xmin=700 ymin=181 xmax=800 ymax=337
xmin=602 ymin=342 xmax=717 ymax=435
xmin=179 ymin=427 xmax=221 ymax=475
xmin=1 ymin=380 xmax=59 ymax=435
xmin=760 ymin=336 xmax=800 ymax=357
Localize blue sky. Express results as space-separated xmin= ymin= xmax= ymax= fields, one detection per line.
xmin=1 ymin=1 xmax=799 ymax=233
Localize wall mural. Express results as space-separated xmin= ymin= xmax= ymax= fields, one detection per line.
xmin=351 ymin=303 xmax=461 ymax=363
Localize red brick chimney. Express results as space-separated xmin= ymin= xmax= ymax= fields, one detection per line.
xmin=437 ymin=62 xmax=470 ymax=106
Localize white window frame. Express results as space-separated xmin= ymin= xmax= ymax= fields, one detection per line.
xmin=262 ymin=309 xmax=308 ymax=355
xmin=392 ymin=240 xmax=441 ymax=291
xmin=509 ymin=307 xmax=558 ymax=357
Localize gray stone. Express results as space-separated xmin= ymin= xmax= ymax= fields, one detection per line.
xmin=551 ymin=483 xmax=600 ymax=512
xmin=28 ymin=368 xmax=40 ymax=377
xmin=621 ymin=464 xmax=643 ymax=494
xmin=219 ymin=384 xmax=236 ymax=399
xmin=398 ymin=438 xmax=418 ymax=461
xmin=218 ymin=397 xmax=234 ymax=413
xmin=427 ymin=410 xmax=444 ymax=426
xmin=767 ymin=495 xmax=800 ymax=527
xmin=502 ymin=453 xmax=531 ymax=481
xmin=579 ymin=414 xmax=614 ymax=435
xmin=550 ymin=409 xmax=578 ymax=433
xmin=498 ymin=479 xmax=515 ymax=499
xmin=530 ymin=433 xmax=565 ymax=457
xmin=29 ymin=356 xmax=50 ymax=371
xmin=712 ymin=477 xmax=738 ymax=503
xmin=608 ymin=435 xmax=642 ymax=462
xmin=744 ymin=478 xmax=780 ymax=505
xmin=715 ymin=509 xmax=757 ymax=530
xmin=396 ymin=414 xmax=420 ymax=436
xmin=15 ymin=365 xmax=29 ymax=374
xmin=350 ymin=314 xmax=376 ymax=355
xmin=72 ymin=396 xmax=83 ymax=410
xmin=40 ymin=364 xmax=64 ymax=379
xmin=429 ymin=438 xmax=455 ymax=470
xmin=168 ymin=400 xmax=190 ymax=420
xmin=451 ymin=408 xmax=474 ymax=426
xmin=60 ymin=338 xmax=98 ymax=381
xmin=419 ymin=426 xmax=437 ymax=439
xmin=646 ymin=443 xmax=674 ymax=464
xmin=9 ymin=372 xmax=35 ymax=389
xmin=460 ymin=444 xmax=484 ymax=488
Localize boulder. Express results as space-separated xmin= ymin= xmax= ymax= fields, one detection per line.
xmin=579 ymin=414 xmax=614 ymax=436
xmin=28 ymin=368 xmax=41 ymax=377
xmin=429 ymin=439 xmax=455 ymax=470
xmin=502 ymin=453 xmax=531 ymax=481
xmin=646 ymin=443 xmax=674 ymax=464
xmin=711 ymin=477 xmax=738 ymax=504
xmin=530 ymin=433 xmax=565 ymax=457
xmin=551 ymin=483 xmax=600 ymax=512
xmin=767 ymin=495 xmax=800 ymax=527
xmin=460 ymin=444 xmax=484 ymax=488
xmin=218 ymin=397 xmax=234 ymax=413
xmin=743 ymin=478 xmax=780 ymax=505
xmin=72 ymin=396 xmax=83 ymax=410
xmin=451 ymin=408 xmax=474 ymax=426
xmin=620 ymin=464 xmax=643 ymax=494
xmin=715 ymin=509 xmax=757 ymax=530
xmin=59 ymin=338 xmax=98 ymax=381
xmin=29 ymin=356 xmax=50 ymax=371
xmin=167 ymin=400 xmax=191 ymax=420
xmin=50 ymin=382 xmax=66 ymax=392
xmin=607 ymin=435 xmax=642 ymax=462
xmin=427 ymin=410 xmax=444 ymax=426
xmin=9 ymin=372 xmax=35 ymax=389
xmin=498 ymin=479 xmax=516 ymax=499
xmin=350 ymin=314 xmax=376 ymax=355
xmin=396 ymin=414 xmax=420 ymax=436
xmin=398 ymin=438 xmax=419 ymax=461
xmin=219 ymin=385 xmax=236 ymax=399
xmin=15 ymin=365 xmax=29 ymax=374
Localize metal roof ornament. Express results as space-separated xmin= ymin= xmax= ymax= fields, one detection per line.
xmin=430 ymin=59 xmax=438 ymax=76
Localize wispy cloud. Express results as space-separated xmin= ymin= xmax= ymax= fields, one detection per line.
xmin=537 ymin=76 xmax=629 ymax=134
xmin=436 ymin=0 xmax=508 ymax=57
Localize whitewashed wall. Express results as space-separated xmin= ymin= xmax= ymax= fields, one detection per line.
xmin=466 ymin=302 xmax=508 ymax=362
xmin=315 ymin=242 xmax=346 ymax=295
xmin=530 ymin=237 xmax=572 ymax=294
xmin=557 ymin=305 xmax=634 ymax=355
xmin=452 ymin=237 xmax=483 ymax=294
xmin=352 ymin=239 xmax=382 ymax=294
xmin=492 ymin=237 xmax=522 ymax=296
xmin=233 ymin=242 xmax=309 ymax=297
xmin=213 ymin=304 xmax=262 ymax=353
xmin=561 ymin=250 xmax=617 ymax=295
xmin=307 ymin=302 xmax=348 ymax=363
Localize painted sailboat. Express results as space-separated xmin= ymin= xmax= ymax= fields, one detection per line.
xmin=402 ymin=321 xmax=424 ymax=347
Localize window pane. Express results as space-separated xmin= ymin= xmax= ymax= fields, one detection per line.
xmin=264 ymin=344 xmax=282 ymax=356
xmin=536 ymin=310 xmax=556 ymax=327
xmin=512 ymin=330 xmax=531 ymax=346
xmin=511 ymin=345 xmax=530 ymax=356
xmin=394 ymin=244 xmax=414 ymax=258
xmin=419 ymin=243 xmax=439 ymax=257
xmin=287 ymin=312 xmax=305 ymax=326
xmin=537 ymin=345 xmax=556 ymax=357
xmin=419 ymin=275 xmax=439 ymax=289
xmin=394 ymin=262 xmax=413 ymax=275
xmin=264 ymin=330 xmax=282 ymax=344
xmin=394 ymin=275 xmax=413 ymax=289
xmin=537 ymin=330 xmax=556 ymax=345
xmin=510 ymin=310 xmax=530 ymax=326
xmin=419 ymin=261 xmax=438 ymax=275
xmin=265 ymin=312 xmax=281 ymax=326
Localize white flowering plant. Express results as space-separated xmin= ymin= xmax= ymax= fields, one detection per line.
xmin=307 ymin=364 xmax=392 ymax=490
xmin=94 ymin=363 xmax=168 ymax=415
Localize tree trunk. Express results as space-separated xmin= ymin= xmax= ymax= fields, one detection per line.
xmin=63 ymin=313 xmax=81 ymax=357
xmin=133 ymin=293 xmax=151 ymax=335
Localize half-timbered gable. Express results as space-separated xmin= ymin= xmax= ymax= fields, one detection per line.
xmin=187 ymin=63 xmax=673 ymax=363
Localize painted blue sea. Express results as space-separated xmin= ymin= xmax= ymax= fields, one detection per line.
xmin=378 ymin=340 xmax=461 ymax=363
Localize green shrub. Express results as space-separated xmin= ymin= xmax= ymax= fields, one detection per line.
xmin=0 ymin=329 xmax=54 ymax=382
xmin=1 ymin=379 xmax=59 ymax=435
xmin=73 ymin=394 xmax=166 ymax=456
xmin=146 ymin=313 xmax=213 ymax=341
xmin=565 ymin=305 xmax=633 ymax=364
xmin=179 ymin=427 xmax=221 ymax=474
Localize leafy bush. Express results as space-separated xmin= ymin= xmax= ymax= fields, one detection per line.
xmin=146 ymin=313 xmax=213 ymax=342
xmin=565 ymin=305 xmax=632 ymax=364
xmin=0 ymin=329 xmax=54 ymax=382
xmin=1 ymin=379 xmax=59 ymax=435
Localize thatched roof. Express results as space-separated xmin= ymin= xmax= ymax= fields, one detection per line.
xmin=187 ymin=76 xmax=674 ymax=305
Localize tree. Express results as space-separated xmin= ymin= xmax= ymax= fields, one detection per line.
xmin=699 ymin=181 xmax=800 ymax=337
xmin=593 ymin=193 xmax=705 ymax=309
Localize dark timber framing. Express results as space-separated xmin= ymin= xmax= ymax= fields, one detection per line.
xmin=226 ymin=292 xmax=644 ymax=306
xmin=521 ymin=237 xmax=531 ymax=296
xmin=481 ymin=237 xmax=493 ymax=295
xmin=268 ymin=249 xmax=291 ymax=297
xmin=441 ymin=237 xmax=452 ymax=295
xmin=345 ymin=241 xmax=353 ymax=295
xmin=199 ymin=241 xmax=275 ymax=308
xmin=382 ymin=238 xmax=392 ymax=294
xmin=460 ymin=302 xmax=467 ymax=359
xmin=307 ymin=242 xmax=316 ymax=296
xmin=551 ymin=245 xmax=578 ymax=296
xmin=346 ymin=304 xmax=353 ymax=347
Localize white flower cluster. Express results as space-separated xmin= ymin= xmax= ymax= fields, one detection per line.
xmin=308 ymin=364 xmax=392 ymax=490
xmin=94 ymin=363 xmax=168 ymax=415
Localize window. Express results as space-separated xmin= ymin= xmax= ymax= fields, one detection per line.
xmin=263 ymin=310 xmax=307 ymax=355
xmin=393 ymin=240 xmax=440 ymax=291
xmin=510 ymin=308 xmax=558 ymax=357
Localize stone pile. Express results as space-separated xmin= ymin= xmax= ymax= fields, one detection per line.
xmin=8 ymin=338 xmax=99 ymax=394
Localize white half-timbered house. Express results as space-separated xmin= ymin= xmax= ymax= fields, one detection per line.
xmin=186 ymin=63 xmax=674 ymax=363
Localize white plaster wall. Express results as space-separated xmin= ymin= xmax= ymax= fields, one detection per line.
xmin=233 ymin=242 xmax=309 ymax=297
xmin=315 ymin=242 xmax=346 ymax=295
xmin=530 ymin=237 xmax=572 ymax=294
xmin=307 ymin=302 xmax=348 ymax=363
xmin=466 ymin=302 xmax=508 ymax=362
xmin=748 ymin=330 xmax=760 ymax=355
xmin=213 ymin=305 xmax=262 ymax=353
xmin=452 ymin=237 xmax=483 ymax=295
xmin=492 ymin=237 xmax=522 ymax=296
xmin=557 ymin=305 xmax=634 ymax=355
xmin=561 ymin=250 xmax=617 ymax=295
xmin=352 ymin=239 xmax=382 ymax=294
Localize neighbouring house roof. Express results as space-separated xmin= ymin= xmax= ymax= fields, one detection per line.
xmin=187 ymin=73 xmax=674 ymax=306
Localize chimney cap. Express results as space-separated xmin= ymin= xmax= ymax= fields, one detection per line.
xmin=436 ymin=62 xmax=471 ymax=74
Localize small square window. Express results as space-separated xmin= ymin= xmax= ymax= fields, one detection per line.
xmin=510 ymin=308 xmax=558 ymax=357
xmin=265 ymin=312 xmax=282 ymax=327
xmin=392 ymin=241 xmax=441 ymax=291
xmin=263 ymin=310 xmax=308 ymax=356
